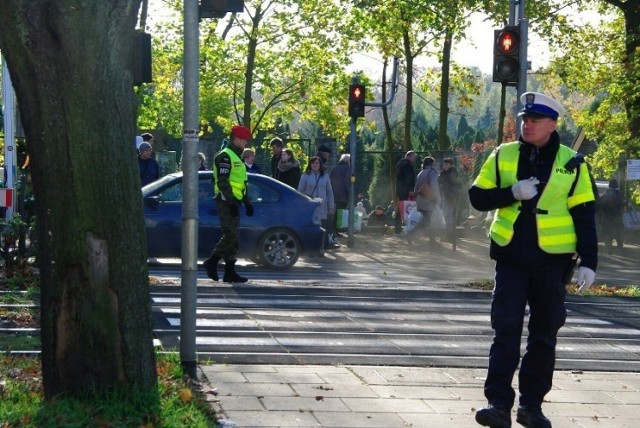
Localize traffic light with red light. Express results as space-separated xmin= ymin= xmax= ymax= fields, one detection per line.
xmin=348 ymin=84 xmax=366 ymax=118
xmin=493 ymin=26 xmax=520 ymax=85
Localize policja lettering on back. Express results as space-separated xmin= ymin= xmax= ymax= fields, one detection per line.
xmin=202 ymin=125 xmax=254 ymax=283
xmin=469 ymin=92 xmax=598 ymax=428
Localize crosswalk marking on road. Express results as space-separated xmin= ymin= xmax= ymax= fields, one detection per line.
xmin=150 ymin=284 xmax=640 ymax=372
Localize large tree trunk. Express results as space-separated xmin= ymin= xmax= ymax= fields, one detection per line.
xmin=0 ymin=0 xmax=157 ymax=398
xmin=604 ymin=0 xmax=640 ymax=151
xmin=620 ymin=1 xmax=640 ymax=148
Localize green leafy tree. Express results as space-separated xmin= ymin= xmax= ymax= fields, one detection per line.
xmin=456 ymin=115 xmax=473 ymax=141
xmin=539 ymin=1 xmax=639 ymax=201
xmin=0 ymin=0 xmax=157 ymax=398
xmin=140 ymin=0 xmax=359 ymax=143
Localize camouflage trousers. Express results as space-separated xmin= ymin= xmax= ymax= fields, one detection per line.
xmin=212 ymin=198 xmax=240 ymax=261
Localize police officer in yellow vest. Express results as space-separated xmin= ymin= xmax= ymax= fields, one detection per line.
xmin=470 ymin=92 xmax=597 ymax=428
xmin=203 ymin=125 xmax=254 ymax=283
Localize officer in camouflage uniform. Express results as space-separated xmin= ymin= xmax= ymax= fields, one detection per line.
xmin=202 ymin=125 xmax=254 ymax=283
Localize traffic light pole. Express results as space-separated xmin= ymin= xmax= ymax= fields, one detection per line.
xmin=347 ymin=116 xmax=357 ymax=248
xmin=497 ymin=84 xmax=507 ymax=146
xmin=510 ymin=0 xmax=528 ymax=135
xmin=346 ymin=58 xmax=400 ymax=248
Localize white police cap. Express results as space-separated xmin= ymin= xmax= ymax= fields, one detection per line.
xmin=518 ymin=92 xmax=566 ymax=120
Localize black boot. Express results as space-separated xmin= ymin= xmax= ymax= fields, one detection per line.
xmin=223 ymin=260 xmax=248 ymax=283
xmin=516 ymin=406 xmax=551 ymax=428
xmin=202 ymin=255 xmax=220 ymax=281
xmin=475 ymin=405 xmax=511 ymax=427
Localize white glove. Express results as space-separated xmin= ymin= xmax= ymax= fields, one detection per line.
xmin=511 ymin=177 xmax=540 ymax=200
xmin=577 ymin=267 xmax=596 ymax=294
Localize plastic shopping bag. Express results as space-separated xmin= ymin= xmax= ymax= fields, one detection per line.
xmin=430 ymin=205 xmax=445 ymax=229
xmin=403 ymin=207 xmax=423 ymax=234
xmin=399 ymin=200 xmax=417 ymax=222
xmin=336 ymin=208 xmax=364 ymax=232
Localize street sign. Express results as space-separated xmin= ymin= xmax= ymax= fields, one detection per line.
xmin=628 ymin=159 xmax=640 ymax=181
xmin=0 ymin=188 xmax=13 ymax=208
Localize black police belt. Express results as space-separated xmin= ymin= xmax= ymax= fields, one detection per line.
xmin=518 ymin=206 xmax=549 ymax=215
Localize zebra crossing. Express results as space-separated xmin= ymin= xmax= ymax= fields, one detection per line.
xmin=150 ymin=282 xmax=640 ymax=372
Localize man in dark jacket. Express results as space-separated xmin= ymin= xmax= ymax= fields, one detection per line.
xmin=330 ymin=154 xmax=351 ymax=210
xmin=330 ymin=154 xmax=351 ymax=238
xmin=438 ymin=157 xmax=462 ymax=244
xmin=138 ymin=142 xmax=160 ymax=186
xmin=394 ymin=150 xmax=417 ymax=233
xmin=470 ymin=92 xmax=597 ymax=428
xmin=269 ymin=137 xmax=283 ymax=178
xmin=599 ymin=178 xmax=624 ymax=252
xmin=315 ymin=145 xmax=332 ymax=170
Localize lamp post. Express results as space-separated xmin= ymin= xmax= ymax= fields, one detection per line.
xmin=179 ymin=0 xmax=200 ymax=378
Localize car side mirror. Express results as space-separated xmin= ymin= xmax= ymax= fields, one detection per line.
xmin=144 ymin=196 xmax=160 ymax=211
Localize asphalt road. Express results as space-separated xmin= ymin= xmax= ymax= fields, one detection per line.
xmin=150 ymin=282 xmax=640 ymax=372
xmin=149 ymin=234 xmax=640 ymax=372
xmin=149 ymin=232 xmax=640 ymax=287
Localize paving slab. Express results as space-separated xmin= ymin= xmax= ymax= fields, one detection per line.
xmin=201 ymin=364 xmax=640 ymax=427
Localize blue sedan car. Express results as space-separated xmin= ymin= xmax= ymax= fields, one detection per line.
xmin=143 ymin=171 xmax=325 ymax=269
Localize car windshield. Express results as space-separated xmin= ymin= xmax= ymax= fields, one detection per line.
xmin=144 ymin=173 xmax=280 ymax=205
xmin=142 ymin=173 xmax=179 ymax=196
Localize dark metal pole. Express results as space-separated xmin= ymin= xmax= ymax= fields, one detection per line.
xmin=512 ymin=0 xmax=527 ymax=136
xmin=347 ymin=116 xmax=357 ymax=248
xmin=498 ymin=83 xmax=506 ymax=146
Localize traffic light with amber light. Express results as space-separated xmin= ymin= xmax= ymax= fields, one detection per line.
xmin=493 ymin=26 xmax=520 ymax=85
xmin=348 ymin=84 xmax=366 ymax=118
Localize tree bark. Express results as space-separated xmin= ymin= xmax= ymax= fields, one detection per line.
xmin=0 ymin=0 xmax=157 ymax=398
xmin=380 ymin=58 xmax=397 ymax=198
xmin=605 ymin=0 xmax=640 ymax=148
xmin=241 ymin=2 xmax=263 ymax=129
xmin=438 ymin=29 xmax=452 ymax=151
xmin=402 ymin=30 xmax=414 ymax=152
xmin=620 ymin=1 xmax=640 ymax=146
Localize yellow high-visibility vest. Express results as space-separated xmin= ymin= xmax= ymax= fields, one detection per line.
xmin=473 ymin=142 xmax=595 ymax=253
xmin=214 ymin=147 xmax=248 ymax=201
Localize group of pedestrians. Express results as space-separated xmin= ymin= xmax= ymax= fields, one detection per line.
xmin=270 ymin=138 xmax=341 ymax=249
xmin=394 ymin=151 xmax=462 ymax=246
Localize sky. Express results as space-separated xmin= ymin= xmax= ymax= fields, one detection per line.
xmin=146 ymin=2 xmax=610 ymax=76
xmin=352 ymin=11 xmax=555 ymax=77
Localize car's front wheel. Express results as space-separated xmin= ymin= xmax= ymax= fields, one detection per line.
xmin=256 ymin=228 xmax=300 ymax=269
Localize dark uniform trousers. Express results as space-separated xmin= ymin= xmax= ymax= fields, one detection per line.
xmin=485 ymin=260 xmax=569 ymax=410
xmin=212 ymin=196 xmax=240 ymax=261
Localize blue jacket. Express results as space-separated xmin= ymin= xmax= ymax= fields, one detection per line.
xmin=139 ymin=157 xmax=160 ymax=186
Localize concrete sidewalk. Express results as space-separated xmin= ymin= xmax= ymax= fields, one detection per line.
xmin=196 ymin=234 xmax=640 ymax=427
xmin=200 ymin=364 xmax=640 ymax=427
